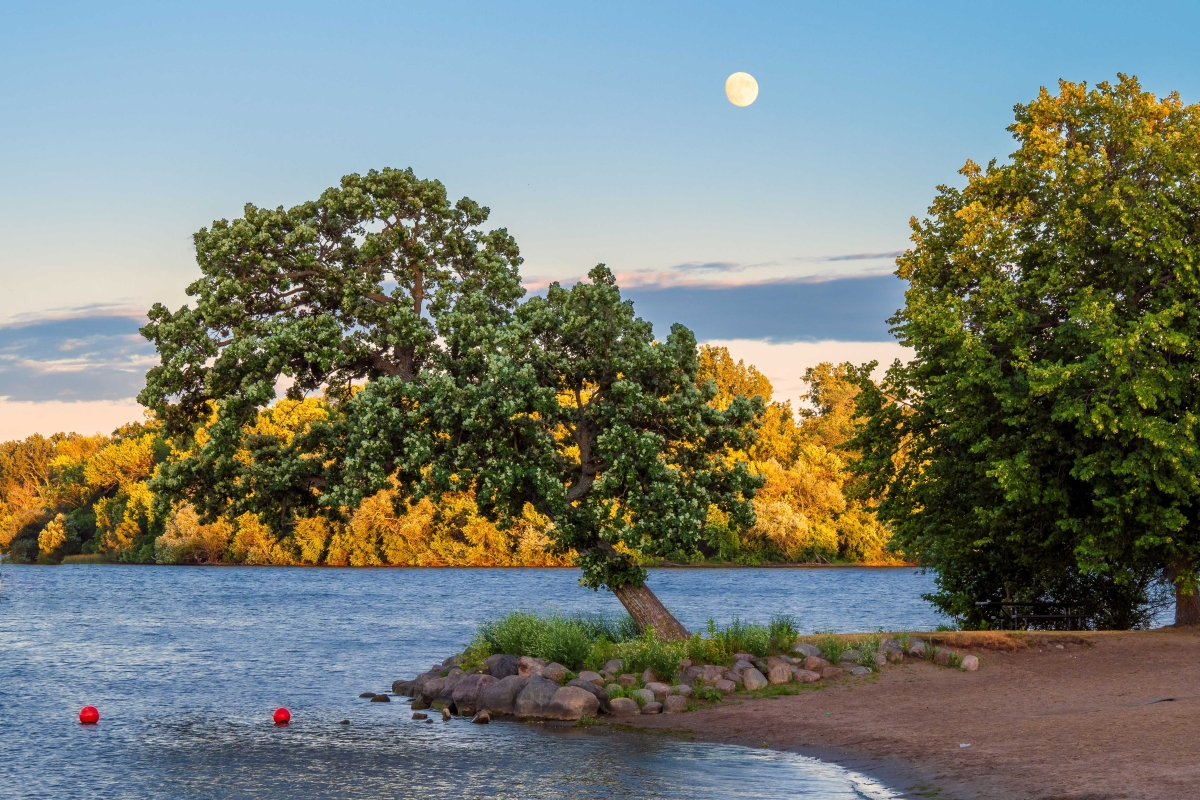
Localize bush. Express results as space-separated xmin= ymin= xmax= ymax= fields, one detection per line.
xmin=711 ymin=617 xmax=771 ymax=657
xmin=473 ymin=611 xmax=638 ymax=671
xmin=768 ymin=614 xmax=800 ymax=653
xmin=815 ymin=629 xmax=845 ymax=663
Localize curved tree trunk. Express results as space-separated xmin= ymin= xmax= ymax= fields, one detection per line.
xmin=1169 ymin=557 xmax=1200 ymax=627
xmin=613 ymin=582 xmax=691 ymax=641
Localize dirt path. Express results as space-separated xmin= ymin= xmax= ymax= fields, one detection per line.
xmin=623 ymin=629 xmax=1200 ymax=799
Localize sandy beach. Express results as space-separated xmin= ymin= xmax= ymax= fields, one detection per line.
xmin=624 ymin=628 xmax=1200 ymax=800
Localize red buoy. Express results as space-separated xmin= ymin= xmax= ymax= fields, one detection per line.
xmin=273 ymin=707 xmax=291 ymax=725
xmin=79 ymin=706 xmax=100 ymax=724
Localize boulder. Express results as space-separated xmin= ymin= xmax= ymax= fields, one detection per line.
xmin=793 ymin=642 xmax=821 ymax=658
xmin=542 ymin=662 xmax=570 ymax=684
xmin=722 ymin=670 xmax=742 ymax=687
xmin=792 ymin=668 xmax=822 ymax=683
xmin=848 ymin=666 xmax=872 ymax=676
xmin=517 ymin=656 xmax=547 ymax=677
xmin=478 ymin=674 xmax=531 ymax=716
xmin=908 ymin=639 xmax=927 ymax=658
xmin=934 ymin=648 xmax=955 ymax=666
xmin=566 ymin=678 xmax=611 ymax=713
xmin=765 ymin=656 xmax=789 ymax=670
xmin=802 ymin=656 xmax=830 ymax=672
xmin=514 ymin=677 xmax=561 ymax=718
xmin=742 ymin=668 xmax=769 ymax=691
xmin=545 ymin=686 xmax=600 ymax=720
xmin=644 ymin=681 xmax=672 ymax=702
xmin=390 ymin=681 xmax=414 ymax=695
xmin=412 ymin=712 xmax=428 ymax=720
xmin=672 ymin=684 xmax=693 ymax=697
xmin=641 ymin=701 xmax=663 ymax=714
xmin=603 ymin=659 xmax=623 ymax=674
xmin=766 ymin=663 xmax=792 ymax=685
xmin=410 ymin=670 xmax=442 ymax=697
xmin=663 ymin=695 xmax=688 ymax=714
xmin=370 ymin=694 xmax=391 ymax=702
xmin=578 ymin=670 xmax=604 ymax=687
xmin=683 ymin=665 xmax=705 ymax=685
xmin=599 ymin=671 xmax=613 ymax=682
xmin=411 ymin=697 xmax=429 ymax=711
xmin=605 ymin=683 xmax=623 ymax=696
xmin=820 ymin=666 xmax=845 ymax=679
xmin=679 ymin=659 xmax=692 ymax=670
xmin=700 ymin=665 xmax=726 ymax=685
xmin=609 ymin=697 xmax=640 ymax=716
xmin=641 ymin=668 xmax=659 ymax=685
xmin=840 ymin=649 xmax=863 ymax=664
xmin=360 ymin=692 xmax=377 ymax=698
xmin=442 ymin=655 xmax=460 ymax=667
xmin=432 ymin=673 xmax=465 ymax=705
xmin=730 ymin=659 xmax=755 ymax=675
xmin=733 ymin=652 xmax=755 ymax=663
xmin=630 ymin=688 xmax=655 ymax=706
xmin=441 ymin=707 xmax=451 ymax=721
xmin=617 ymin=673 xmax=638 ymax=687
xmin=961 ymin=655 xmax=980 ymax=672
xmin=714 ymin=679 xmax=737 ymax=695
xmin=874 ymin=653 xmax=888 ymax=667
xmin=884 ymin=647 xmax=905 ymax=663
xmin=471 ymin=711 xmax=491 ymax=724
xmin=452 ymin=674 xmax=498 ymax=716
xmin=484 ymin=654 xmax=520 ymax=679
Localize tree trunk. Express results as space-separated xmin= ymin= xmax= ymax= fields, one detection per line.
xmin=1169 ymin=557 xmax=1200 ymax=627
xmin=613 ymin=582 xmax=691 ymax=641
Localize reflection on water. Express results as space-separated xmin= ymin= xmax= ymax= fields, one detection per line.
xmin=0 ymin=566 xmax=932 ymax=799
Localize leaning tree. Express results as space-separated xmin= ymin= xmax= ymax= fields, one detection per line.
xmin=852 ymin=76 xmax=1200 ymax=627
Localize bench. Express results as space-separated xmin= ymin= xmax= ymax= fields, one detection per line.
xmin=973 ymin=601 xmax=1087 ymax=631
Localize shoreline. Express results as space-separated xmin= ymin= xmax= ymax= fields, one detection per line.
xmin=617 ymin=628 xmax=1200 ymax=800
xmin=42 ymin=558 xmax=918 ymax=569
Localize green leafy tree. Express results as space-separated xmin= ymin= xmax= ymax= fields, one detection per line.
xmin=853 ymin=75 xmax=1200 ymax=627
xmin=139 ymin=167 xmax=524 ymax=531
xmin=343 ymin=265 xmax=762 ymax=637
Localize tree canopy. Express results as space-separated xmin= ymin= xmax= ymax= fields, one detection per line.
xmin=853 ymin=75 xmax=1200 ymax=627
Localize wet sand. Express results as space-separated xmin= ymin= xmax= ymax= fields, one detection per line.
xmin=624 ymin=628 xmax=1200 ymax=799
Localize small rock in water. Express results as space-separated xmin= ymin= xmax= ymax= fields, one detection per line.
xmin=340 ymin=719 xmax=350 ymax=725
xmin=441 ymin=708 xmax=451 ymax=721
xmin=960 ymin=655 xmax=980 ymax=672
xmin=411 ymin=698 xmax=429 ymax=711
xmin=424 ymin=718 xmax=433 ymax=724
xmin=471 ymin=710 xmax=491 ymax=724
xmin=641 ymin=702 xmax=663 ymax=715
xmin=663 ymin=695 xmax=688 ymax=714
xmin=359 ymin=692 xmax=377 ymax=698
xmin=370 ymin=694 xmax=391 ymax=703
xmin=608 ymin=697 xmax=640 ymax=716
xmin=412 ymin=712 xmax=428 ymax=720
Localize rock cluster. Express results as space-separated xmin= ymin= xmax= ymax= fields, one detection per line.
xmin=388 ymin=638 xmax=981 ymax=723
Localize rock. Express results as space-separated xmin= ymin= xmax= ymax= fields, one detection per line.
xmin=370 ymin=694 xmax=391 ymax=702
xmin=545 ymin=686 xmax=600 ymax=720
xmin=792 ymin=668 xmax=822 ymax=683
xmin=741 ymin=668 xmax=769 ymax=691
xmin=517 ymin=656 xmax=547 ymax=677
xmin=821 ymin=666 xmax=845 ymax=679
xmin=446 ymin=667 xmax=463 ymax=678
xmin=566 ymin=678 xmax=611 ymax=713
xmin=848 ymin=666 xmax=872 ymax=676
xmin=411 ymin=697 xmax=429 ymax=711
xmin=410 ymin=670 xmax=442 ymax=697
xmin=630 ymin=688 xmax=655 ymax=706
xmin=452 ymin=673 xmax=498 ymax=717
xmin=700 ymin=665 xmax=726 ymax=685
xmin=875 ymin=653 xmax=888 ymax=667
xmin=641 ymin=668 xmax=659 ymax=684
xmin=609 ymin=697 xmax=640 ymax=716
xmin=360 ymin=692 xmax=377 ymax=698
xmin=672 ymin=684 xmax=693 ymax=697
xmin=423 ymin=718 xmax=433 ymax=724
xmin=617 ymin=673 xmax=638 ymax=687
xmin=641 ymin=701 xmax=663 ymax=714
xmin=733 ymin=652 xmax=755 ymax=663
xmin=442 ymin=655 xmax=459 ymax=667
xmin=679 ymin=659 xmax=692 ymax=670
xmin=484 ymin=654 xmax=520 ymax=679
xmin=340 ymin=719 xmax=350 ymax=724
xmin=432 ymin=673 xmax=465 ymax=705
xmin=412 ymin=712 xmax=428 ymax=720
xmin=765 ymin=656 xmax=789 ymax=670
xmin=793 ymin=642 xmax=822 ymax=658
xmin=578 ymin=670 xmax=604 ymax=686
xmin=514 ymin=677 xmax=561 ymax=718
xmin=934 ymin=648 xmax=955 ymax=666
xmin=441 ymin=707 xmax=451 ymax=721
xmin=884 ymin=647 xmax=904 ymax=663
xmin=542 ymin=662 xmax=570 ymax=684
xmin=683 ymin=665 xmax=705 ymax=685
xmin=753 ymin=659 xmax=769 ymax=674
xmin=663 ymin=695 xmax=688 ymax=713
xmin=603 ymin=659 xmax=623 ymax=674
xmin=478 ymin=674 xmax=531 ymax=716
xmin=714 ymin=679 xmax=737 ymax=695
xmin=599 ymin=671 xmax=613 ymax=682
xmin=605 ymin=683 xmax=623 ymax=696
xmin=722 ymin=670 xmax=742 ymax=687
xmin=908 ymin=639 xmax=927 ymax=658
xmin=730 ymin=659 xmax=754 ymax=675
xmin=471 ymin=710 xmax=491 ymax=724
xmin=644 ymin=681 xmax=672 ymax=702
xmin=840 ymin=649 xmax=863 ymax=664
xmin=961 ymin=655 xmax=980 ymax=672
xmin=802 ymin=656 xmax=829 ymax=672
xmin=391 ymin=680 xmax=414 ymax=695
xmin=767 ymin=663 xmax=792 ymax=685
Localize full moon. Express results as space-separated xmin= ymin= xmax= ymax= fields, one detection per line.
xmin=725 ymin=72 xmax=758 ymax=107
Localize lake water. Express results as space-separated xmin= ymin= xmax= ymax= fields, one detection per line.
xmin=0 ymin=565 xmax=949 ymax=799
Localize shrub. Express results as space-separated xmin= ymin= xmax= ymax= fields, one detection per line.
xmin=712 ymin=617 xmax=771 ymax=657
xmin=815 ymin=629 xmax=845 ymax=663
xmin=473 ymin=611 xmax=639 ymax=671
xmin=538 ymin=616 xmax=594 ymax=670
xmin=768 ymin=614 xmax=800 ymax=653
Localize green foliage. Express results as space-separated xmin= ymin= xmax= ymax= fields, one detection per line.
xmin=473 ymin=611 xmax=638 ymax=671
xmin=768 ymin=614 xmax=800 ymax=653
xmin=708 ymin=617 xmax=771 ymax=658
xmin=815 ymin=629 xmax=846 ymax=663
xmin=852 ymin=75 xmax=1200 ymax=628
xmin=691 ymin=686 xmax=724 ymax=702
xmin=854 ymin=631 xmax=883 ymax=667
xmin=590 ymin=627 xmax=686 ymax=679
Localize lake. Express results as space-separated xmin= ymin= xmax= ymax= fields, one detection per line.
xmin=0 ymin=565 xmax=949 ymax=799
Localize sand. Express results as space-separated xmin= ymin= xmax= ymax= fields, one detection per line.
xmin=623 ymin=629 xmax=1200 ymax=799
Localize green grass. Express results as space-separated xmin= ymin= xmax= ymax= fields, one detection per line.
xmin=815 ymin=629 xmax=846 ymax=663
xmin=60 ymin=554 xmax=106 ymax=564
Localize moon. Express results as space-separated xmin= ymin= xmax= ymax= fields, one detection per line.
xmin=725 ymin=72 xmax=758 ymax=107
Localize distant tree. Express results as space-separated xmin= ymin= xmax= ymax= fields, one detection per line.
xmin=343 ymin=265 xmax=762 ymax=638
xmin=853 ymin=76 xmax=1200 ymax=627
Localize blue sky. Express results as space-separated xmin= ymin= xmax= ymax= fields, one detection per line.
xmin=3 ymin=1 xmax=1199 ymax=437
